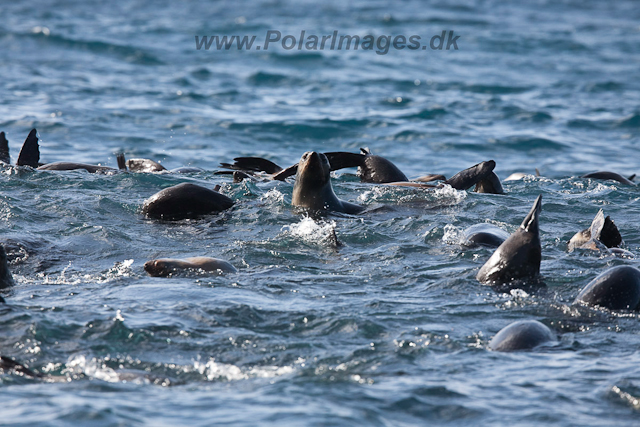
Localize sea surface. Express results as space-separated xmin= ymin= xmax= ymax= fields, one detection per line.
xmin=1 ymin=0 xmax=640 ymax=425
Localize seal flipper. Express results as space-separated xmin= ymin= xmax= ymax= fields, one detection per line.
xmin=0 ymin=355 xmax=42 ymax=378
xmin=323 ymin=152 xmax=366 ymax=171
xmin=0 ymin=132 xmax=9 ymax=164
xmin=628 ymin=174 xmax=635 ymax=181
xmin=445 ymin=160 xmax=496 ymax=190
xmin=521 ymin=194 xmax=542 ymax=234
xmin=272 ymin=163 xmax=299 ymax=181
xmin=16 ymin=129 xmax=40 ymax=168
xmin=221 ymin=157 xmax=283 ymax=174
xmin=116 ymin=153 xmax=127 ymax=170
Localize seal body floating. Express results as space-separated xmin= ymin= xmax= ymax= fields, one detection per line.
xmin=444 ymin=160 xmax=496 ymax=191
xmin=37 ymin=162 xmax=116 ymax=173
xmin=144 ymin=257 xmax=237 ymax=277
xmin=476 ymin=195 xmax=542 ymax=290
xmin=489 ymin=320 xmax=556 ymax=352
xmin=0 ymin=244 xmax=15 ymax=290
xmin=117 ymin=153 xmax=166 ymax=173
xmin=504 ymin=169 xmax=541 ymax=182
xmin=574 ymin=265 xmax=640 ymax=311
xmin=474 ymin=171 xmax=504 ymax=194
xmin=292 ymin=151 xmax=364 ymax=214
xmin=142 ymin=182 xmax=234 ymax=220
xmin=581 ymin=171 xmax=635 ymax=186
xmin=463 ymin=224 xmax=510 ymax=248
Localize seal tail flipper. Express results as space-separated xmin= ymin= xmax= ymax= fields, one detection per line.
xmin=601 ymin=215 xmax=623 ymax=248
xmin=16 ymin=129 xmax=40 ymax=168
xmin=360 ymin=147 xmax=371 ymax=155
xmin=323 ymin=152 xmax=366 ymax=171
xmin=445 ymin=160 xmax=495 ymax=190
xmin=535 ymin=168 xmax=541 ymax=177
xmin=116 ymin=153 xmax=127 ymax=170
xmin=628 ymin=174 xmax=636 ymax=181
xmin=589 ymin=209 xmax=606 ymax=242
xmin=520 ymin=194 xmax=542 ymax=233
xmin=272 ymin=163 xmax=299 ymax=181
xmin=221 ymin=157 xmax=283 ymax=174
xmin=0 ymin=132 xmax=9 ymax=164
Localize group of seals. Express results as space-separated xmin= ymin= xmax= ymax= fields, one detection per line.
xmin=1 ymin=128 xmax=639 ymax=361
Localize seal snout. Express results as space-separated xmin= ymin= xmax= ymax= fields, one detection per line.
xmin=144 ymin=259 xmax=168 ymax=277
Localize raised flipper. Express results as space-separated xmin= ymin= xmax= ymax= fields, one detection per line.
xmin=220 ymin=157 xmax=283 ymax=174
xmin=116 ymin=153 xmax=127 ymax=170
xmin=445 ymin=160 xmax=496 ymax=190
xmin=628 ymin=174 xmax=636 ymax=181
xmin=323 ymin=151 xmax=366 ymax=170
xmin=272 ymin=163 xmax=299 ymax=181
xmin=16 ymin=129 xmax=40 ymax=168
xmin=0 ymin=132 xmax=9 ymax=164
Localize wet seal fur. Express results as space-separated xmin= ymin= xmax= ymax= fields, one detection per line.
xmin=574 ymin=265 xmax=640 ymax=312
xmin=292 ymin=151 xmax=364 ymax=214
xmin=476 ymin=195 xmax=542 ymax=291
xmin=144 ymin=257 xmax=237 ymax=277
xmin=142 ymin=183 xmax=234 ymax=220
xmin=489 ymin=320 xmax=556 ymax=352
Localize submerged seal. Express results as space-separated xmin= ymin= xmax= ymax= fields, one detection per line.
xmin=142 ymin=182 xmax=234 ymax=220
xmin=574 ymin=265 xmax=640 ymax=311
xmin=489 ymin=320 xmax=556 ymax=352
xmin=117 ymin=153 xmax=166 ymax=173
xmin=37 ymin=162 xmax=116 ymax=173
xmin=144 ymin=257 xmax=237 ymax=277
xmin=476 ymin=195 xmax=542 ymax=290
xmin=292 ymin=151 xmax=364 ymax=214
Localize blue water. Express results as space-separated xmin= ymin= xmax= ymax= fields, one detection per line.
xmin=1 ymin=0 xmax=640 ymax=425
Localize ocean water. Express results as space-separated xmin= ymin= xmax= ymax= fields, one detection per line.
xmin=1 ymin=0 xmax=640 ymax=425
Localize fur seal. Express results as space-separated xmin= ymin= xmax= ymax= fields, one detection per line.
xmin=568 ymin=209 xmax=623 ymax=251
xmin=0 ymin=132 xmax=9 ymax=164
xmin=142 ymin=182 xmax=234 ymax=220
xmin=117 ymin=153 xmax=166 ymax=173
xmin=385 ymin=160 xmax=498 ymax=191
xmin=476 ymin=195 xmax=542 ymax=290
xmin=474 ymin=171 xmax=504 ymax=194
xmin=292 ymin=151 xmax=364 ymax=214
xmin=144 ymin=257 xmax=237 ymax=277
xmin=574 ymin=265 xmax=640 ymax=311
xmin=0 ymin=244 xmax=15 ymax=290
xmin=504 ymin=169 xmax=541 ymax=182
xmin=37 ymin=162 xmax=116 ymax=173
xmin=581 ymin=171 xmax=635 ymax=186
xmin=463 ymin=224 xmax=510 ymax=248
xmin=222 ymin=149 xmax=408 ymax=183
xmin=489 ymin=320 xmax=556 ymax=352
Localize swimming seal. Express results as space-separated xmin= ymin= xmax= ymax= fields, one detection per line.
xmin=0 ymin=245 xmax=15 ymax=290
xmin=574 ymin=265 xmax=640 ymax=311
xmin=292 ymin=151 xmax=364 ymax=214
xmin=37 ymin=162 xmax=116 ymax=173
xmin=489 ymin=320 xmax=556 ymax=352
xmin=474 ymin=171 xmax=504 ymax=194
xmin=504 ymin=169 xmax=541 ymax=182
xmin=581 ymin=171 xmax=635 ymax=186
xmin=144 ymin=257 xmax=237 ymax=277
xmin=568 ymin=209 xmax=622 ymax=251
xmin=142 ymin=182 xmax=234 ymax=220
xmin=476 ymin=195 xmax=542 ymax=290
xmin=117 ymin=153 xmax=166 ymax=173
xmin=463 ymin=224 xmax=510 ymax=248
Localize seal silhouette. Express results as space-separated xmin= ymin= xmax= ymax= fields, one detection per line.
xmin=476 ymin=195 xmax=542 ymax=290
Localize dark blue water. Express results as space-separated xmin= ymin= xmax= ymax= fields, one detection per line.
xmin=1 ymin=0 xmax=640 ymax=425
